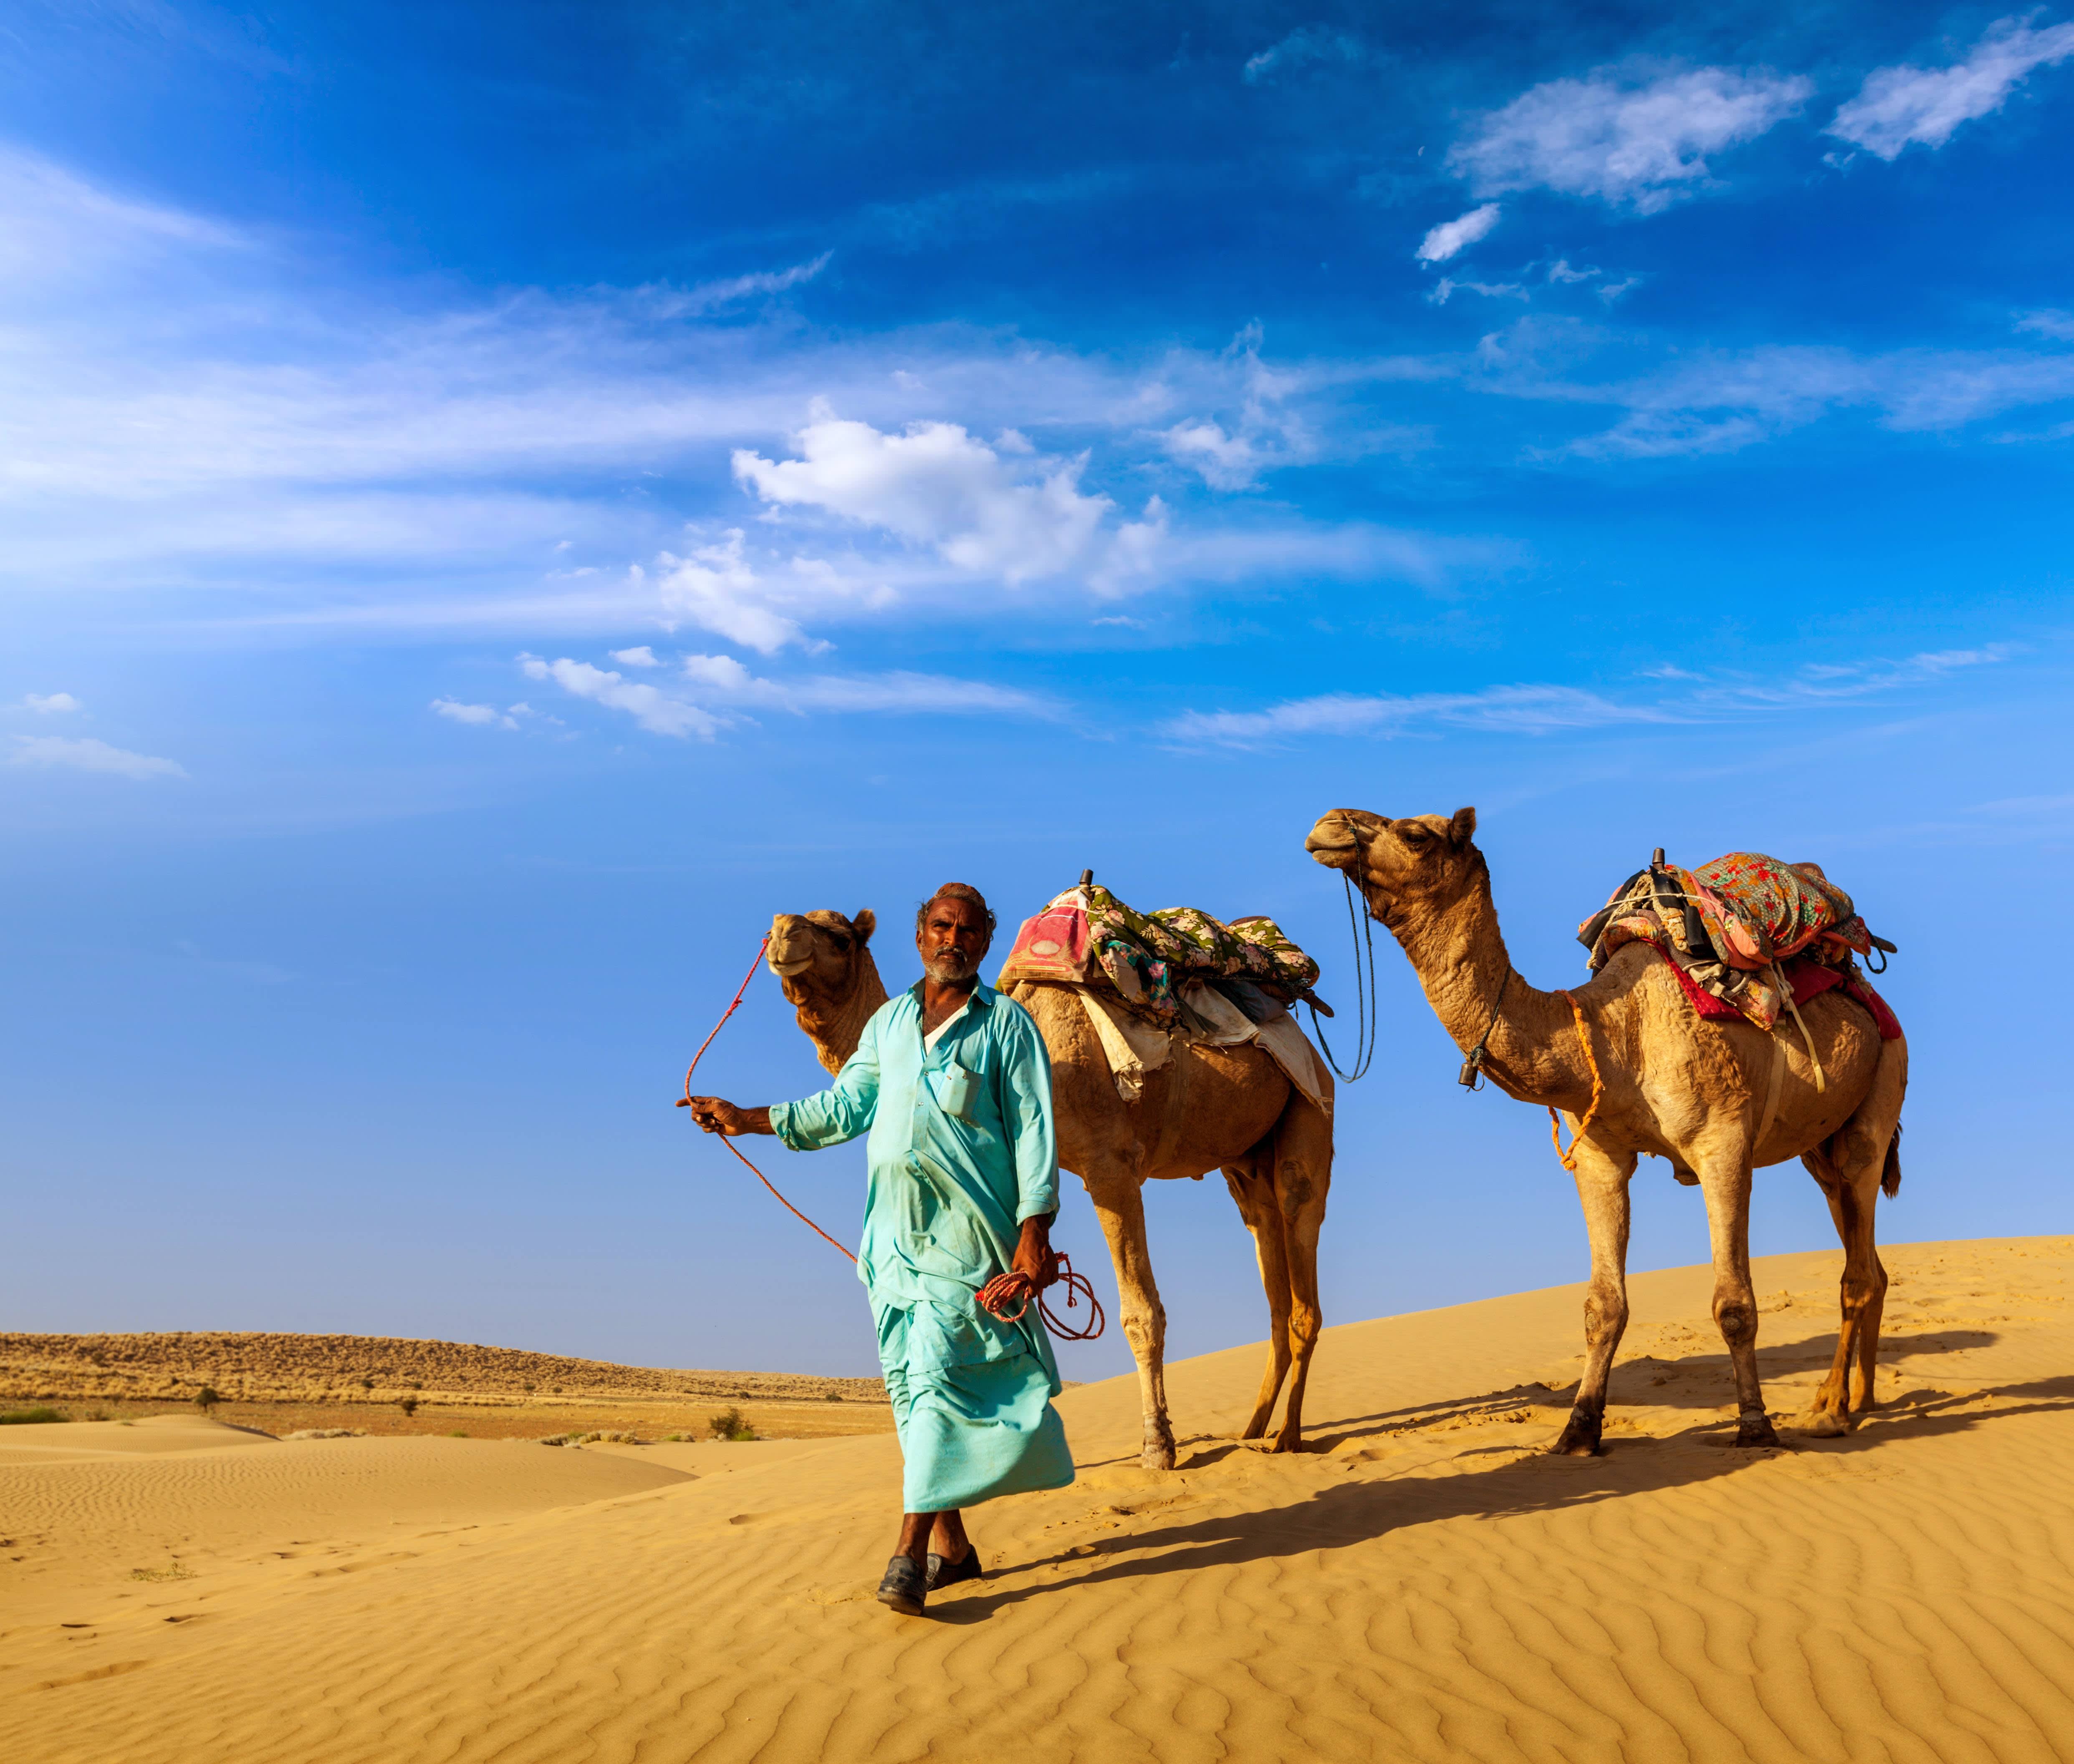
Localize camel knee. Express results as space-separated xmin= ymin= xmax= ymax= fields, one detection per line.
xmin=1121 ymin=1305 xmax=1166 ymax=1360
xmin=1714 ymin=1296 xmax=1758 ymax=1348
xmin=1583 ymin=1286 xmax=1628 ymax=1350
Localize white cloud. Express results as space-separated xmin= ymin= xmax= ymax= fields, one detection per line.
xmin=1167 ymin=684 xmax=1678 ymax=746
xmin=1160 ymin=420 xmax=1268 ymax=489
xmin=1546 ymin=260 xmax=1601 ymax=284
xmin=733 ymin=411 xmax=1114 ymax=585
xmin=22 ymin=691 xmax=81 ymax=713
xmin=636 ymin=254 xmax=832 ymax=318
xmin=430 ymin=697 xmax=516 ymax=729
xmin=1452 ymin=67 xmax=1812 ymax=212
xmin=8 ymin=734 xmax=187 ymax=779
xmin=609 ymin=645 xmax=660 ymax=667
xmin=1427 ymin=278 xmax=1528 ymax=306
xmin=651 ymin=532 xmax=809 ymax=654
xmin=2017 ymin=309 xmax=2074 ymax=340
xmin=1417 ymin=203 xmax=1503 ymax=263
xmin=1243 ymin=25 xmax=1363 ymax=83
xmin=523 ymin=649 xmax=1059 ymax=738
xmin=1829 ymin=18 xmax=2074 ymax=159
xmin=1165 ymin=647 xmax=2016 ymax=746
xmin=518 ymin=655 xmax=720 ymax=739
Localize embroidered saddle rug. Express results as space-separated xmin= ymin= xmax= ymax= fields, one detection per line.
xmin=996 ymin=884 xmax=1324 ymax=1024
xmin=1579 ymin=852 xmax=1899 ymax=1034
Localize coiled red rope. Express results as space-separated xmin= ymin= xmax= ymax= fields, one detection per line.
xmin=977 ymin=1257 xmax=1106 ymax=1341
xmin=675 ymin=935 xmax=1106 ymax=1339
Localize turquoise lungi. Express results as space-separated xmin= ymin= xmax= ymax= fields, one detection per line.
xmin=771 ymin=979 xmax=1078 ymax=1515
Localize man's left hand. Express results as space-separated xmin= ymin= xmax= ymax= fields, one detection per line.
xmin=1012 ymin=1213 xmax=1059 ymax=1292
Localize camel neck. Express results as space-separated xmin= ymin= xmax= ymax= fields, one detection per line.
xmin=796 ymin=951 xmax=890 ymax=1074
xmin=1389 ymin=861 xmax=1597 ymax=1112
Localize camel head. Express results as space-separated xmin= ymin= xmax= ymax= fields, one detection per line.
xmin=767 ymin=909 xmax=887 ymax=1073
xmin=1305 ymin=807 xmax=1481 ymax=930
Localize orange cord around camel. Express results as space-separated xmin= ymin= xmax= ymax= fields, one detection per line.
xmin=675 ymin=936 xmax=1104 ymax=1339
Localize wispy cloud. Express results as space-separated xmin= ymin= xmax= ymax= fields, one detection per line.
xmin=1416 ymin=203 xmax=1503 ymax=264
xmin=1451 ymin=66 xmax=1811 ymax=212
xmin=1829 ymin=18 xmax=2074 ymax=160
xmin=20 ymin=691 xmax=81 ymax=713
xmin=1242 ymin=26 xmax=1364 ymax=84
xmin=518 ymin=649 xmax=1061 ymax=740
xmin=8 ymin=734 xmax=188 ymax=779
xmin=430 ymin=698 xmax=517 ymax=730
xmin=1164 ymin=648 xmax=2015 ymax=747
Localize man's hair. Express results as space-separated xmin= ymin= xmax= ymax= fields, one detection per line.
xmin=915 ymin=882 xmax=996 ymax=938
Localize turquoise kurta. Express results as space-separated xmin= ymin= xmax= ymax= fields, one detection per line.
xmin=770 ymin=980 xmax=1076 ymax=1513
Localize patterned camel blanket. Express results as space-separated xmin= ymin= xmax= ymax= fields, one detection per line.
xmin=996 ymin=884 xmax=1323 ymax=1024
xmin=1579 ymin=851 xmax=1897 ymax=1032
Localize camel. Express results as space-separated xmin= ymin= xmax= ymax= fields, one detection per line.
xmin=765 ymin=906 xmax=1335 ymax=1469
xmin=1305 ymin=807 xmax=1907 ymax=1455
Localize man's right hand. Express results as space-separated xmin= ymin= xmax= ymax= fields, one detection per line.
xmin=685 ymin=1098 xmax=774 ymax=1137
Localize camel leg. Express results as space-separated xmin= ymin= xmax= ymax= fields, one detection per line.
xmin=1083 ymin=1170 xmax=1176 ymax=1471
xmin=1550 ymin=1135 xmax=1636 ymax=1457
xmin=1694 ymin=1151 xmax=1779 ymax=1448
xmin=1268 ymin=1097 xmax=1332 ymax=1454
xmin=1223 ymin=1153 xmax=1293 ymax=1443
xmin=1798 ymin=1044 xmax=1905 ymax=1432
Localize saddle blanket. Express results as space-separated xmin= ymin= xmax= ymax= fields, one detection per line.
xmin=1580 ymin=850 xmax=1894 ymax=1032
xmin=998 ymin=883 xmax=1324 ymax=1024
xmin=1660 ymin=951 xmax=1903 ymax=1041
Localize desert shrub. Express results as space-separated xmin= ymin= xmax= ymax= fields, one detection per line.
xmin=825 ymin=1392 xmax=843 ymax=1402
xmin=707 ymin=1407 xmax=757 ymax=1442
xmin=448 ymin=1429 xmax=468 ymax=1438
xmin=130 ymin=1561 xmax=195 ymax=1583
xmin=0 ymin=1407 xmax=66 ymax=1425
xmin=194 ymin=1387 xmax=220 ymax=1414
xmin=399 ymin=1396 xmax=419 ymax=1418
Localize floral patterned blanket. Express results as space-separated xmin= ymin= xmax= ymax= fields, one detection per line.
xmin=1578 ymin=852 xmax=1894 ymax=1032
xmin=997 ymin=885 xmax=1323 ymax=1024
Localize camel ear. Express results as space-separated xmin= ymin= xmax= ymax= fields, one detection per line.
xmin=852 ymin=908 xmax=876 ymax=944
xmin=1449 ymin=806 xmax=1478 ymax=847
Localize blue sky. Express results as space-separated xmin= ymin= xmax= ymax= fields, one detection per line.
xmin=3 ymin=1 xmax=2071 ymax=1381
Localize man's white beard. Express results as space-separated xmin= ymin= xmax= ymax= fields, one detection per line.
xmin=925 ymin=953 xmax=977 ymax=983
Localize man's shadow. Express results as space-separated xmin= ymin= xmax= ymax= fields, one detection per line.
xmin=926 ymin=1348 xmax=2071 ymax=1625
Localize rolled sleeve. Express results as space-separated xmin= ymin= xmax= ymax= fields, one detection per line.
xmin=997 ymin=1003 xmax=1060 ymax=1222
xmin=770 ymin=1016 xmax=882 ymax=1150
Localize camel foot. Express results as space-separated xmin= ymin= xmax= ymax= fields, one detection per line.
xmin=1269 ymin=1428 xmax=1302 ymax=1455
xmin=1547 ymin=1408 xmax=1602 ymax=1457
xmin=1141 ymin=1435 xmax=1176 ymax=1472
xmin=1793 ymin=1408 xmax=1852 ymax=1438
xmin=1734 ymin=1411 xmax=1782 ymax=1449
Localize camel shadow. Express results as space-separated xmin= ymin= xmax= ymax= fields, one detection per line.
xmin=924 ymin=1365 xmax=2072 ymax=1625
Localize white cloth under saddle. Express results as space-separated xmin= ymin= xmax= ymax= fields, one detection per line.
xmin=1074 ymin=981 xmax=1331 ymax=1116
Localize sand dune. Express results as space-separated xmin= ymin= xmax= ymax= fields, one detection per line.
xmin=5 ymin=1234 xmax=2072 ymax=1762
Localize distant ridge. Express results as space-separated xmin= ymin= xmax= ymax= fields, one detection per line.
xmin=0 ymin=1332 xmax=887 ymax=1408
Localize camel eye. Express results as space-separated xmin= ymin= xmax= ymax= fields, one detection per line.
xmin=1398 ymin=824 xmax=1432 ymax=844
xmin=829 ymin=935 xmax=851 ymax=952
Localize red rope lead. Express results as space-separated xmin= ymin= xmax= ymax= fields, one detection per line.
xmin=676 ymin=931 xmax=1105 ymax=1335
xmin=676 ymin=934 xmax=857 ymax=1263
xmin=717 ymin=1135 xmax=858 ymax=1264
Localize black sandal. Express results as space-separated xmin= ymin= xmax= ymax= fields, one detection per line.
xmin=876 ymin=1554 xmax=927 ymax=1615
xmin=926 ymin=1547 xmax=984 ymax=1592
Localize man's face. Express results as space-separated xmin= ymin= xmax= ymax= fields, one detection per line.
xmin=918 ymin=897 xmax=991 ymax=985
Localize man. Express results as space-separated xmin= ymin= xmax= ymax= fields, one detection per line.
xmin=687 ymin=882 xmax=1075 ymax=1616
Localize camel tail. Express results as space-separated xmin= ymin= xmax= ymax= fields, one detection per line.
xmin=1881 ymin=1120 xmax=1903 ymax=1199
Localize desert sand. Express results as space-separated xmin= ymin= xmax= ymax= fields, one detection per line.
xmin=5 ymin=1233 xmax=2072 ymax=1763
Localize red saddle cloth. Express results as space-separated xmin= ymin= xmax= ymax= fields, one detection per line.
xmin=1660 ymin=953 xmax=1902 ymax=1040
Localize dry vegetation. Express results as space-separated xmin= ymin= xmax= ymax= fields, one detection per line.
xmin=0 ymin=1332 xmax=892 ymax=1440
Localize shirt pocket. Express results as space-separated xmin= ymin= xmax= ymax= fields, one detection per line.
xmin=936 ymin=1061 xmax=982 ymax=1122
